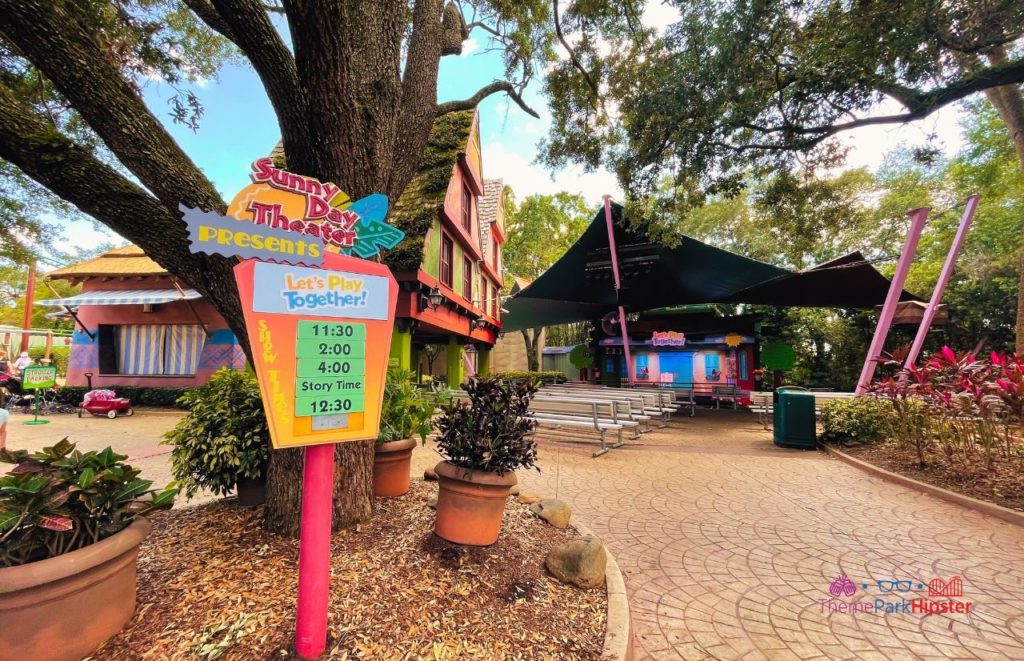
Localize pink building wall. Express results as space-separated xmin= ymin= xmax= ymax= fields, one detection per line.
xmin=66 ymin=276 xmax=246 ymax=389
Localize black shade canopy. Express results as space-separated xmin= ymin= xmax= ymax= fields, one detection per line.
xmin=502 ymin=203 xmax=917 ymax=331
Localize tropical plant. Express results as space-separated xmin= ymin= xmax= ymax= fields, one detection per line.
xmin=433 ymin=377 xmax=539 ymax=475
xmin=163 ymin=368 xmax=269 ymax=498
xmin=820 ymin=397 xmax=897 ymax=446
xmin=0 ymin=438 xmax=177 ymax=567
xmin=377 ymin=368 xmax=434 ymax=445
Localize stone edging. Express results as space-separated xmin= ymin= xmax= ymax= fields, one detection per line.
xmin=823 ymin=444 xmax=1024 ymax=528
xmin=571 ymin=520 xmax=633 ymax=661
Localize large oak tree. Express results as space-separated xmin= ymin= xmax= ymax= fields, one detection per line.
xmin=542 ymin=0 xmax=1024 ymax=349
xmin=0 ymin=0 xmax=598 ymax=535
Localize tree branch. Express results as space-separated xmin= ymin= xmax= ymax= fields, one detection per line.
xmin=0 ymin=0 xmax=224 ymax=212
xmin=553 ymin=0 xmax=601 ymax=105
xmin=437 ymin=80 xmax=539 ymax=118
xmin=392 ymin=0 xmax=446 ymax=196
xmin=207 ymin=0 xmax=310 ymax=163
xmin=181 ymin=0 xmax=237 ymax=43
xmin=0 ymin=78 xmax=247 ymax=351
xmin=736 ymin=58 xmax=1024 ymax=149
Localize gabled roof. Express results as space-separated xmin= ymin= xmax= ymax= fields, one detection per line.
xmin=265 ymin=111 xmax=477 ymax=274
xmin=478 ymin=178 xmax=502 ymax=253
xmin=48 ymin=245 xmax=166 ymax=280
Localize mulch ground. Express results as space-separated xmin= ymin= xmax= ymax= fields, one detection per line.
xmin=93 ymin=481 xmax=606 ymax=660
xmin=837 ymin=441 xmax=1024 ymax=512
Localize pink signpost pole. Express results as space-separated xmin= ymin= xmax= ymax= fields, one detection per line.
xmin=294 ymin=443 xmax=336 ymax=659
xmin=603 ymin=195 xmax=635 ymax=386
xmin=904 ymin=194 xmax=980 ymax=369
xmin=855 ymin=207 xmax=930 ymax=395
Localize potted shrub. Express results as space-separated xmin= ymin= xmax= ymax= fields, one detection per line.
xmin=432 ymin=377 xmax=539 ymax=545
xmin=164 ymin=368 xmax=270 ymax=506
xmin=0 ymin=439 xmax=176 ymax=660
xmin=374 ymin=368 xmax=433 ymax=497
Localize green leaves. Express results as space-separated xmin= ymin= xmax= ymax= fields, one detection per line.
xmin=0 ymin=439 xmax=176 ymax=567
xmin=378 ymin=368 xmax=435 ymax=445
xmin=163 ymin=368 xmax=269 ymax=498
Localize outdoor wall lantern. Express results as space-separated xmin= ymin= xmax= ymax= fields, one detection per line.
xmin=426 ymin=287 xmax=444 ymax=311
xmin=473 ymin=318 xmax=489 ymax=329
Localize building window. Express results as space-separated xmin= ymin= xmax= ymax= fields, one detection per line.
xmin=492 ymin=284 xmax=499 ymax=317
xmin=635 ymin=354 xmax=650 ymax=380
xmin=463 ymin=256 xmax=473 ymax=300
xmin=461 ymin=184 xmax=472 ymax=232
xmin=98 ymin=324 xmax=204 ymax=376
xmin=704 ymin=353 xmax=721 ymax=381
xmin=440 ymin=233 xmax=453 ymax=287
xmin=493 ymin=238 xmax=499 ymax=270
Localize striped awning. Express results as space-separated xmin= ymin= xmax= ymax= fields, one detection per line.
xmin=36 ymin=289 xmax=202 ymax=307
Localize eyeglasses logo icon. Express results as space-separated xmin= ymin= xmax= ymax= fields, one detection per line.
xmin=828 ymin=573 xmax=856 ymax=597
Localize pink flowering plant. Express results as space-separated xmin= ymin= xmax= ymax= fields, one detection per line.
xmin=868 ymin=346 xmax=1024 ymax=468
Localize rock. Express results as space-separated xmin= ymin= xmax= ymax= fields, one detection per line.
xmin=529 ymin=499 xmax=572 ymax=529
xmin=427 ymin=496 xmax=437 ymax=509
xmin=424 ymin=468 xmax=438 ymax=481
xmin=517 ymin=492 xmax=543 ymax=505
xmin=509 ymin=485 xmax=522 ymax=496
xmin=546 ymin=536 xmax=607 ymax=589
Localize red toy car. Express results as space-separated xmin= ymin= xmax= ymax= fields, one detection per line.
xmin=78 ymin=389 xmax=134 ymax=419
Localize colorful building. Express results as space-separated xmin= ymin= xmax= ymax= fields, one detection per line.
xmin=40 ymin=109 xmax=505 ymax=390
xmin=39 ymin=246 xmax=246 ymax=388
xmin=383 ymin=110 xmax=505 ymax=386
xmin=596 ymin=311 xmax=760 ymax=394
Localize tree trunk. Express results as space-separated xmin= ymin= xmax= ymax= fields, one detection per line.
xmin=521 ymin=329 xmax=541 ymax=371
xmin=264 ymin=441 xmax=374 ymax=537
xmin=983 ymin=48 xmax=1024 ymax=353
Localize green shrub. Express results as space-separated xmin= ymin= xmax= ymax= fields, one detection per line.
xmin=162 ymin=368 xmax=270 ymax=498
xmin=55 ymin=385 xmax=192 ymax=408
xmin=434 ymin=377 xmax=538 ymax=475
xmin=378 ymin=368 xmax=434 ymax=445
xmin=0 ymin=439 xmax=176 ymax=567
xmin=491 ymin=370 xmax=567 ymax=385
xmin=820 ymin=397 xmax=896 ymax=445
xmin=28 ymin=346 xmax=70 ymax=376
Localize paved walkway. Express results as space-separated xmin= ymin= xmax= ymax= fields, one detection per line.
xmin=12 ymin=407 xmax=1024 ymax=659
xmin=415 ymin=410 xmax=1024 ymax=660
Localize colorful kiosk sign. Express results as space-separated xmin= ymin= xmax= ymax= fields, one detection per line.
xmin=21 ymin=365 xmax=58 ymax=426
xmin=185 ymin=161 xmax=403 ymax=658
xmin=652 ymin=331 xmax=686 ymax=347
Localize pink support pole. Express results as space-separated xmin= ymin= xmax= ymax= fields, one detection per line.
xmin=904 ymin=195 xmax=980 ymax=369
xmin=855 ymin=207 xmax=930 ymax=394
xmin=294 ymin=443 xmax=335 ymax=659
xmin=603 ymin=195 xmax=635 ymax=386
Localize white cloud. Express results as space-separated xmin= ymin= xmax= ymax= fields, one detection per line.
xmin=839 ymin=100 xmax=966 ymax=173
xmin=642 ymin=1 xmax=682 ymax=35
xmin=483 ymin=142 xmax=622 ymax=207
xmin=460 ymin=37 xmax=478 ymax=57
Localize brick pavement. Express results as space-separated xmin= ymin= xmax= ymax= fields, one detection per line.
xmin=414 ymin=410 xmax=1024 ymax=660
xmin=13 ymin=406 xmax=1024 ymax=659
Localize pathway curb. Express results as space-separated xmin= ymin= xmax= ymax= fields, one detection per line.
xmin=571 ymin=520 xmax=633 ymax=661
xmin=823 ymin=444 xmax=1024 ymax=528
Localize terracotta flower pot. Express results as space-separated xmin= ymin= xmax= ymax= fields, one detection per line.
xmin=373 ymin=438 xmax=417 ymax=497
xmin=0 ymin=517 xmax=152 ymax=661
xmin=434 ymin=460 xmax=517 ymax=546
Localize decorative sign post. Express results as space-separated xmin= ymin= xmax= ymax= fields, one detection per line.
xmin=183 ymin=160 xmax=404 ymax=660
xmin=21 ymin=365 xmax=57 ymax=426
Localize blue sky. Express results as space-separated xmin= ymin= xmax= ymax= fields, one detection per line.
xmin=60 ymin=3 xmax=965 ymax=254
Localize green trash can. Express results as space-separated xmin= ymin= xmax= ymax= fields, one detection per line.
xmin=774 ymin=386 xmax=816 ymax=449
